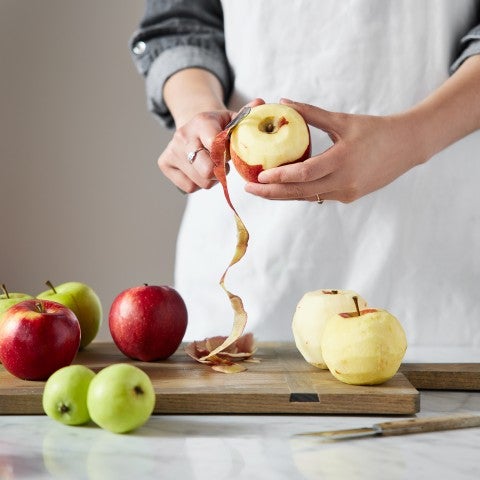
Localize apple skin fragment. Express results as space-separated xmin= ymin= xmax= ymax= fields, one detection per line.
xmin=185 ymin=333 xmax=257 ymax=373
xmin=212 ymin=363 xmax=247 ymax=374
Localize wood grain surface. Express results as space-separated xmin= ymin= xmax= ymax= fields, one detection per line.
xmin=400 ymin=363 xmax=480 ymax=391
xmin=0 ymin=342 xmax=420 ymax=415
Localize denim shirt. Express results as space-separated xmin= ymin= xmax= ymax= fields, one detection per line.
xmin=129 ymin=0 xmax=480 ymax=128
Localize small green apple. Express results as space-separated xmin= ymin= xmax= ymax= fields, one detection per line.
xmin=42 ymin=365 xmax=96 ymax=425
xmin=87 ymin=363 xmax=155 ymax=434
xmin=0 ymin=284 xmax=33 ymax=319
xmin=37 ymin=281 xmax=102 ymax=349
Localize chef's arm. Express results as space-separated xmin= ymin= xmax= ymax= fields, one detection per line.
xmin=450 ymin=24 xmax=480 ymax=74
xmin=247 ymin=27 xmax=480 ymax=204
xmin=408 ymin=52 xmax=480 ymax=161
xmin=129 ymin=0 xmax=233 ymax=129
xmin=411 ymin=22 xmax=480 ymax=158
xmin=163 ymin=68 xmax=227 ymax=128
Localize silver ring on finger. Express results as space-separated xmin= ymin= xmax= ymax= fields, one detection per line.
xmin=187 ymin=147 xmax=207 ymax=164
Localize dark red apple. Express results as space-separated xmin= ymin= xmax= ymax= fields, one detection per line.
xmin=0 ymin=299 xmax=81 ymax=380
xmin=108 ymin=285 xmax=188 ymax=361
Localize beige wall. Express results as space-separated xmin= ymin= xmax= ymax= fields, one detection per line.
xmin=0 ymin=1 xmax=185 ymax=341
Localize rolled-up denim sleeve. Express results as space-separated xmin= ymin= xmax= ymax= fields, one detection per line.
xmin=129 ymin=0 xmax=233 ymax=128
xmin=450 ymin=24 xmax=480 ymax=73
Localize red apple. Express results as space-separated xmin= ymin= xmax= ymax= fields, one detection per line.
xmin=108 ymin=285 xmax=188 ymax=361
xmin=230 ymin=103 xmax=311 ymax=182
xmin=0 ymin=299 xmax=81 ymax=380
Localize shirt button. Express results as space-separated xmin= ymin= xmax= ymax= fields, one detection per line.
xmin=133 ymin=41 xmax=146 ymax=55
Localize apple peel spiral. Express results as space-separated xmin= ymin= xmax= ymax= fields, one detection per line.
xmin=185 ymin=112 xmax=252 ymax=373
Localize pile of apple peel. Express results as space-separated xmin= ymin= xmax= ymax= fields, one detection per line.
xmin=185 ymin=332 xmax=257 ymax=373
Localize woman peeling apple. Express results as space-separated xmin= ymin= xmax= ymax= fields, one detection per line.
xmin=129 ymin=0 xmax=480 ymax=350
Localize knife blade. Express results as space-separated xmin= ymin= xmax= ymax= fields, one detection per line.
xmin=225 ymin=106 xmax=251 ymax=133
xmin=295 ymin=413 xmax=480 ymax=441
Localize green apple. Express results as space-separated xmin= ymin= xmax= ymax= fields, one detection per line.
xmin=0 ymin=284 xmax=33 ymax=319
xmin=87 ymin=363 xmax=155 ymax=434
xmin=0 ymin=285 xmax=33 ymax=363
xmin=37 ymin=281 xmax=102 ymax=348
xmin=42 ymin=365 xmax=96 ymax=425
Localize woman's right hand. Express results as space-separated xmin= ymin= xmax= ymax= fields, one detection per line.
xmin=158 ymin=109 xmax=234 ymax=194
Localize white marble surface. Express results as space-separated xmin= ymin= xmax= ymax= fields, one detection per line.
xmin=1 ymin=391 xmax=479 ymax=479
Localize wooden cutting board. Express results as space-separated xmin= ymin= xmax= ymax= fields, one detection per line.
xmin=0 ymin=342 xmax=419 ymax=415
xmin=400 ymin=363 xmax=480 ymax=391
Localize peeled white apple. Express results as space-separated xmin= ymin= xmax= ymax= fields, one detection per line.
xmin=321 ymin=306 xmax=407 ymax=385
xmin=292 ymin=290 xmax=367 ymax=369
xmin=230 ymin=103 xmax=311 ymax=182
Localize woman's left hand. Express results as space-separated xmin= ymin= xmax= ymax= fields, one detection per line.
xmin=244 ymin=99 xmax=429 ymax=204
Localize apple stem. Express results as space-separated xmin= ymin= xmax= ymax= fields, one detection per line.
xmin=45 ymin=280 xmax=57 ymax=294
xmin=1 ymin=284 xmax=10 ymax=298
xmin=353 ymin=296 xmax=361 ymax=316
xmin=134 ymin=385 xmax=144 ymax=396
xmin=35 ymin=301 xmax=45 ymax=313
xmin=143 ymin=283 xmax=148 ymax=287
xmin=331 ymin=290 xmax=338 ymax=295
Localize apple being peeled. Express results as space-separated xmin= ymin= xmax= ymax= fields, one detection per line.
xmin=109 ymin=284 xmax=188 ymax=362
xmin=321 ymin=298 xmax=407 ymax=385
xmin=37 ymin=281 xmax=102 ymax=349
xmin=292 ymin=290 xmax=367 ymax=369
xmin=230 ymin=103 xmax=311 ymax=182
xmin=0 ymin=299 xmax=81 ymax=380
xmin=87 ymin=363 xmax=155 ymax=434
xmin=42 ymin=365 xmax=96 ymax=425
xmin=0 ymin=284 xmax=33 ymax=320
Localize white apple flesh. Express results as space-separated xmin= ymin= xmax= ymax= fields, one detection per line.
xmin=321 ymin=307 xmax=407 ymax=385
xmin=292 ymin=289 xmax=367 ymax=369
xmin=230 ymin=103 xmax=311 ymax=182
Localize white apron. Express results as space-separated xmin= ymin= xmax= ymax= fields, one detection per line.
xmin=175 ymin=0 xmax=480 ymax=357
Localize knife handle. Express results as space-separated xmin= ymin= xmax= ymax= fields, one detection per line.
xmin=376 ymin=413 xmax=480 ymax=436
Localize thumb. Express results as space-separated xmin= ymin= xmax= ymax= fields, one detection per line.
xmin=244 ymin=97 xmax=265 ymax=108
xmin=280 ymin=98 xmax=343 ymax=137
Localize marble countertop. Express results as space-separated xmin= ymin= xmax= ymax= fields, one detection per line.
xmin=1 ymin=390 xmax=479 ymax=480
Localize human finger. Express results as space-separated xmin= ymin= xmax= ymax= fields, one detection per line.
xmin=280 ymin=98 xmax=345 ymax=138
xmin=244 ymin=173 xmax=336 ymax=201
xmin=257 ymin=147 xmax=337 ymax=184
xmin=244 ymin=97 xmax=265 ymax=108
